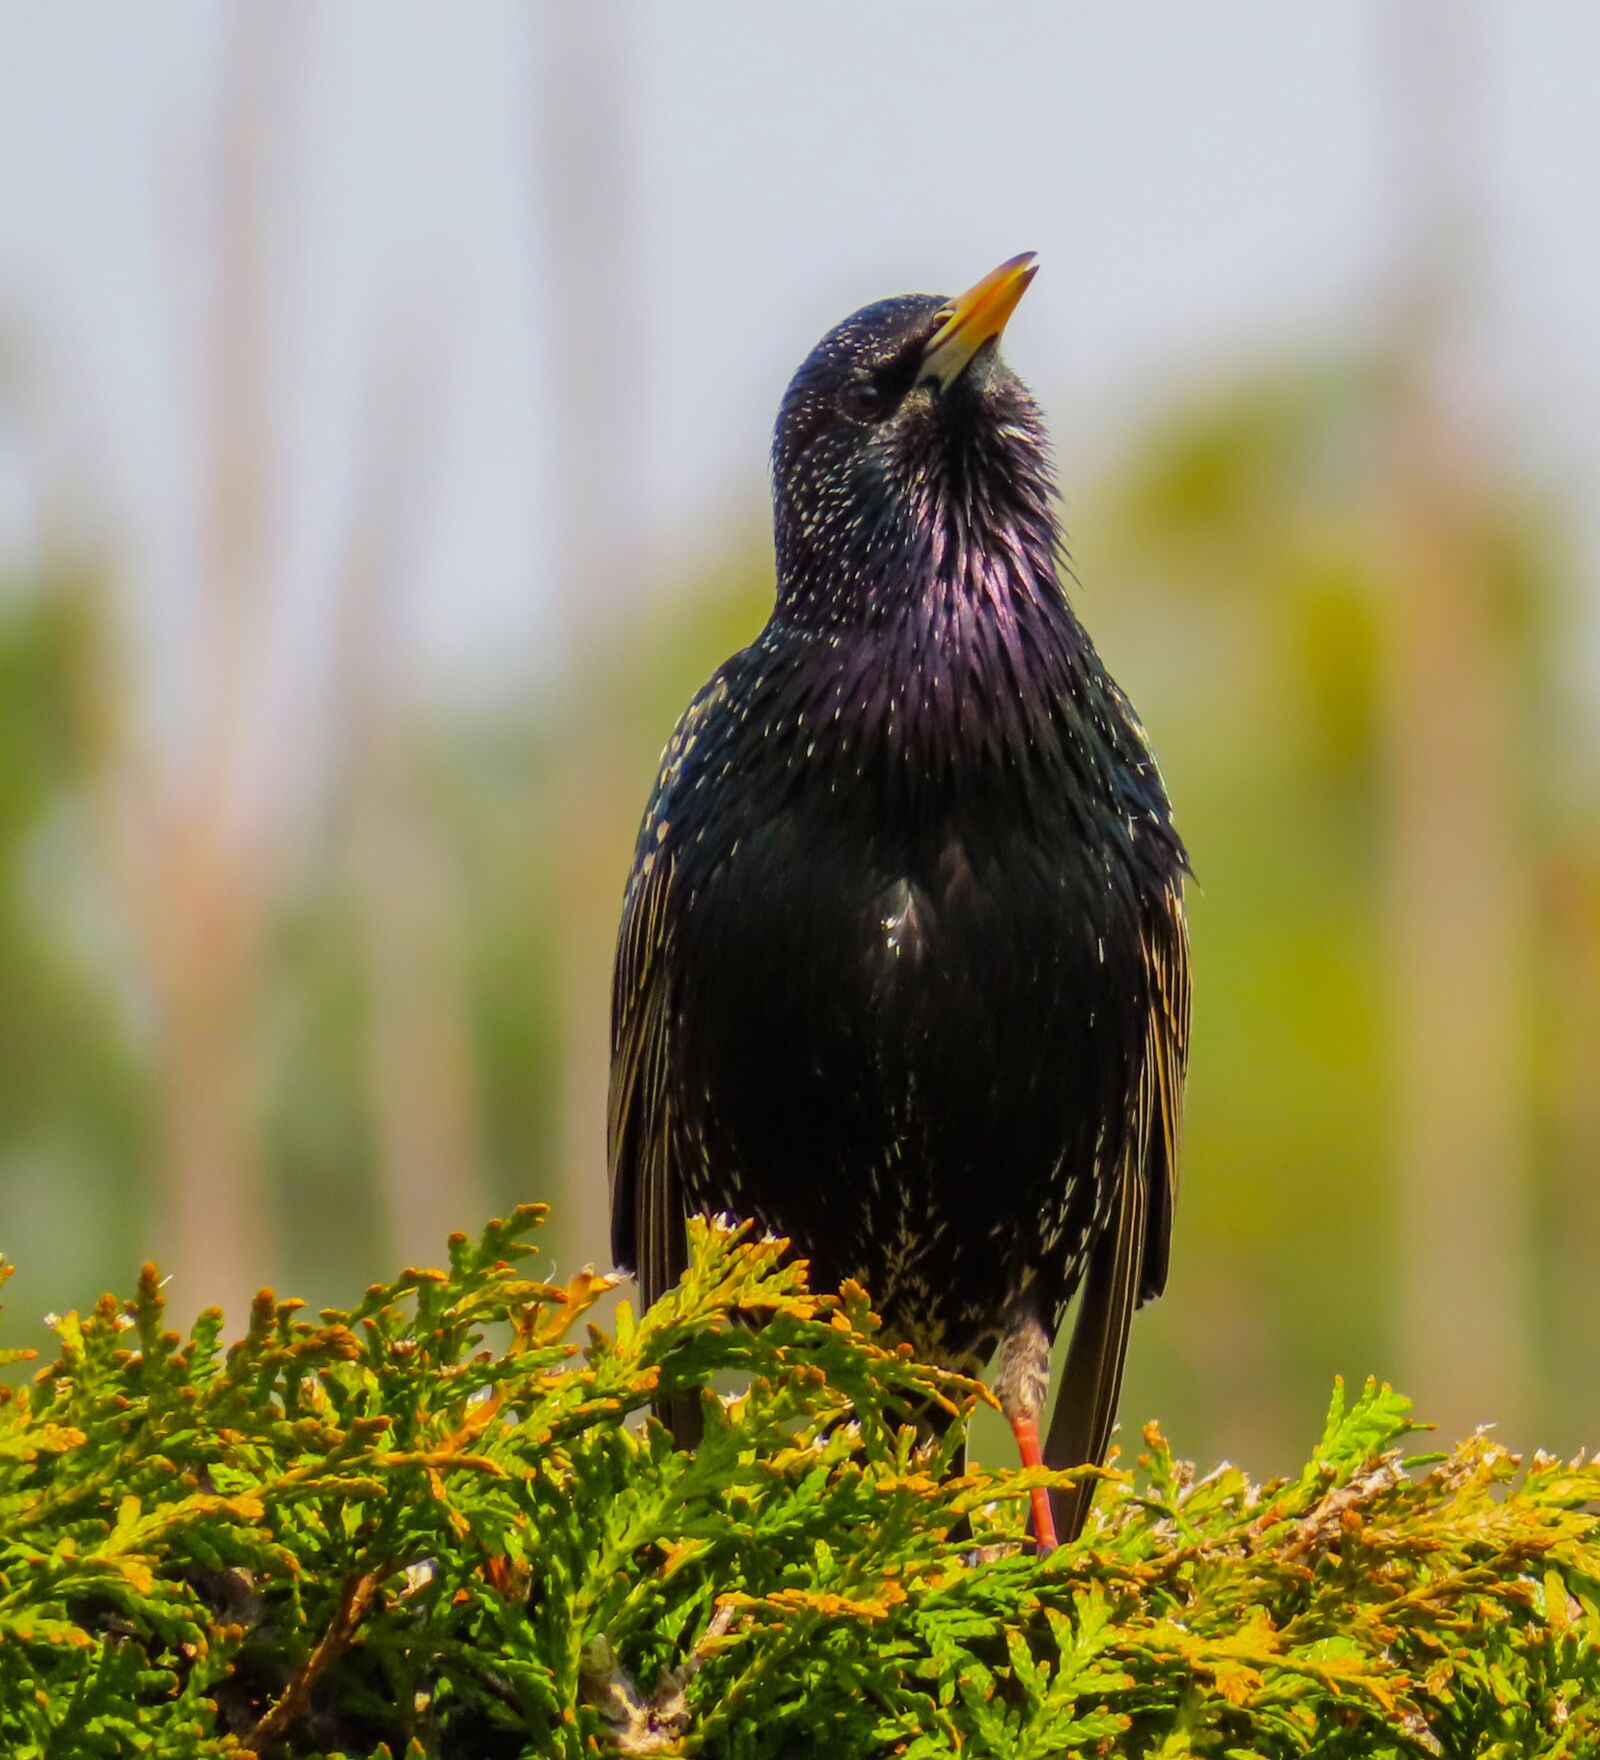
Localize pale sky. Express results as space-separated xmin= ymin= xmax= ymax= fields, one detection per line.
xmin=1 ymin=3 xmax=1597 ymax=744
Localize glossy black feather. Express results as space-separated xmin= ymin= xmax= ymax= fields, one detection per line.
xmin=609 ymin=286 xmax=1188 ymax=1526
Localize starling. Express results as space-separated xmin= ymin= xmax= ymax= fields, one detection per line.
xmin=609 ymin=254 xmax=1189 ymax=1549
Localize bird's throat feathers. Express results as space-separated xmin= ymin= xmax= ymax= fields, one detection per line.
xmin=773 ymin=412 xmax=1064 ymax=641
xmin=759 ymin=489 xmax=1111 ymax=797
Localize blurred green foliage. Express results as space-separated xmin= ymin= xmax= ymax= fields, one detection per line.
xmin=1069 ymin=360 xmax=1594 ymax=1468
xmin=0 ymin=569 xmax=154 ymax=1298
xmin=1 ymin=1212 xmax=1597 ymax=1757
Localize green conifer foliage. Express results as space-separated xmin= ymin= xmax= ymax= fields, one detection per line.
xmin=1 ymin=1213 xmax=1595 ymax=1757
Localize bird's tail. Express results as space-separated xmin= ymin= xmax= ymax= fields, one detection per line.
xmin=654 ymin=1392 xmax=705 ymax=1450
xmin=1044 ymin=1161 xmax=1147 ymax=1542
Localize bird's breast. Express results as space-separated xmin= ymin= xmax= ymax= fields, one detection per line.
xmin=676 ymin=619 xmax=1142 ymax=1018
xmin=657 ymin=623 xmax=1166 ymax=1350
xmin=679 ymin=768 xmax=1135 ymax=1089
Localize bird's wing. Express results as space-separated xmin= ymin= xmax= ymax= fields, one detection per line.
xmin=1046 ymin=877 xmax=1189 ymax=1540
xmin=608 ymin=677 xmax=729 ymax=1309
xmin=1135 ymin=879 xmax=1191 ymax=1304
xmin=607 ymin=828 xmax=682 ymax=1307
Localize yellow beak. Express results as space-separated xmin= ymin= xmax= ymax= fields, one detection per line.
xmin=920 ymin=252 xmax=1039 ymax=390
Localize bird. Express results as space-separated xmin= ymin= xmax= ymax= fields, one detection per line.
xmin=608 ymin=253 xmax=1189 ymax=1551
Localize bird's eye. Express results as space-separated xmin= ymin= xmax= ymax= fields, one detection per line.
xmin=840 ymin=378 xmax=890 ymax=423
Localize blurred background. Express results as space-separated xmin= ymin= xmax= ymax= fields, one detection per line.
xmin=0 ymin=1 xmax=1596 ymax=1475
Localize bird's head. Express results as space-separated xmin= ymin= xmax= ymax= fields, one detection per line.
xmin=771 ymin=253 xmax=1057 ymax=623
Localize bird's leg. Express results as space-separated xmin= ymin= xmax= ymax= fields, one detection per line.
xmin=994 ymin=1305 xmax=1058 ymax=1556
xmin=1009 ymin=1410 xmax=1057 ymax=1556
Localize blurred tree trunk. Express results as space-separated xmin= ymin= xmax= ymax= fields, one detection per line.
xmin=358 ymin=744 xmax=487 ymax=1271
xmin=1381 ymin=379 xmax=1530 ymax=1440
xmin=113 ymin=2 xmax=315 ymax=1315
xmin=1381 ymin=0 xmax=1531 ymax=1441
xmin=137 ymin=5 xmax=288 ymax=1314
xmin=1544 ymin=850 xmax=1600 ymax=1417
xmin=532 ymin=3 xmax=641 ymax=1272
xmin=329 ymin=339 xmax=489 ymax=1274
